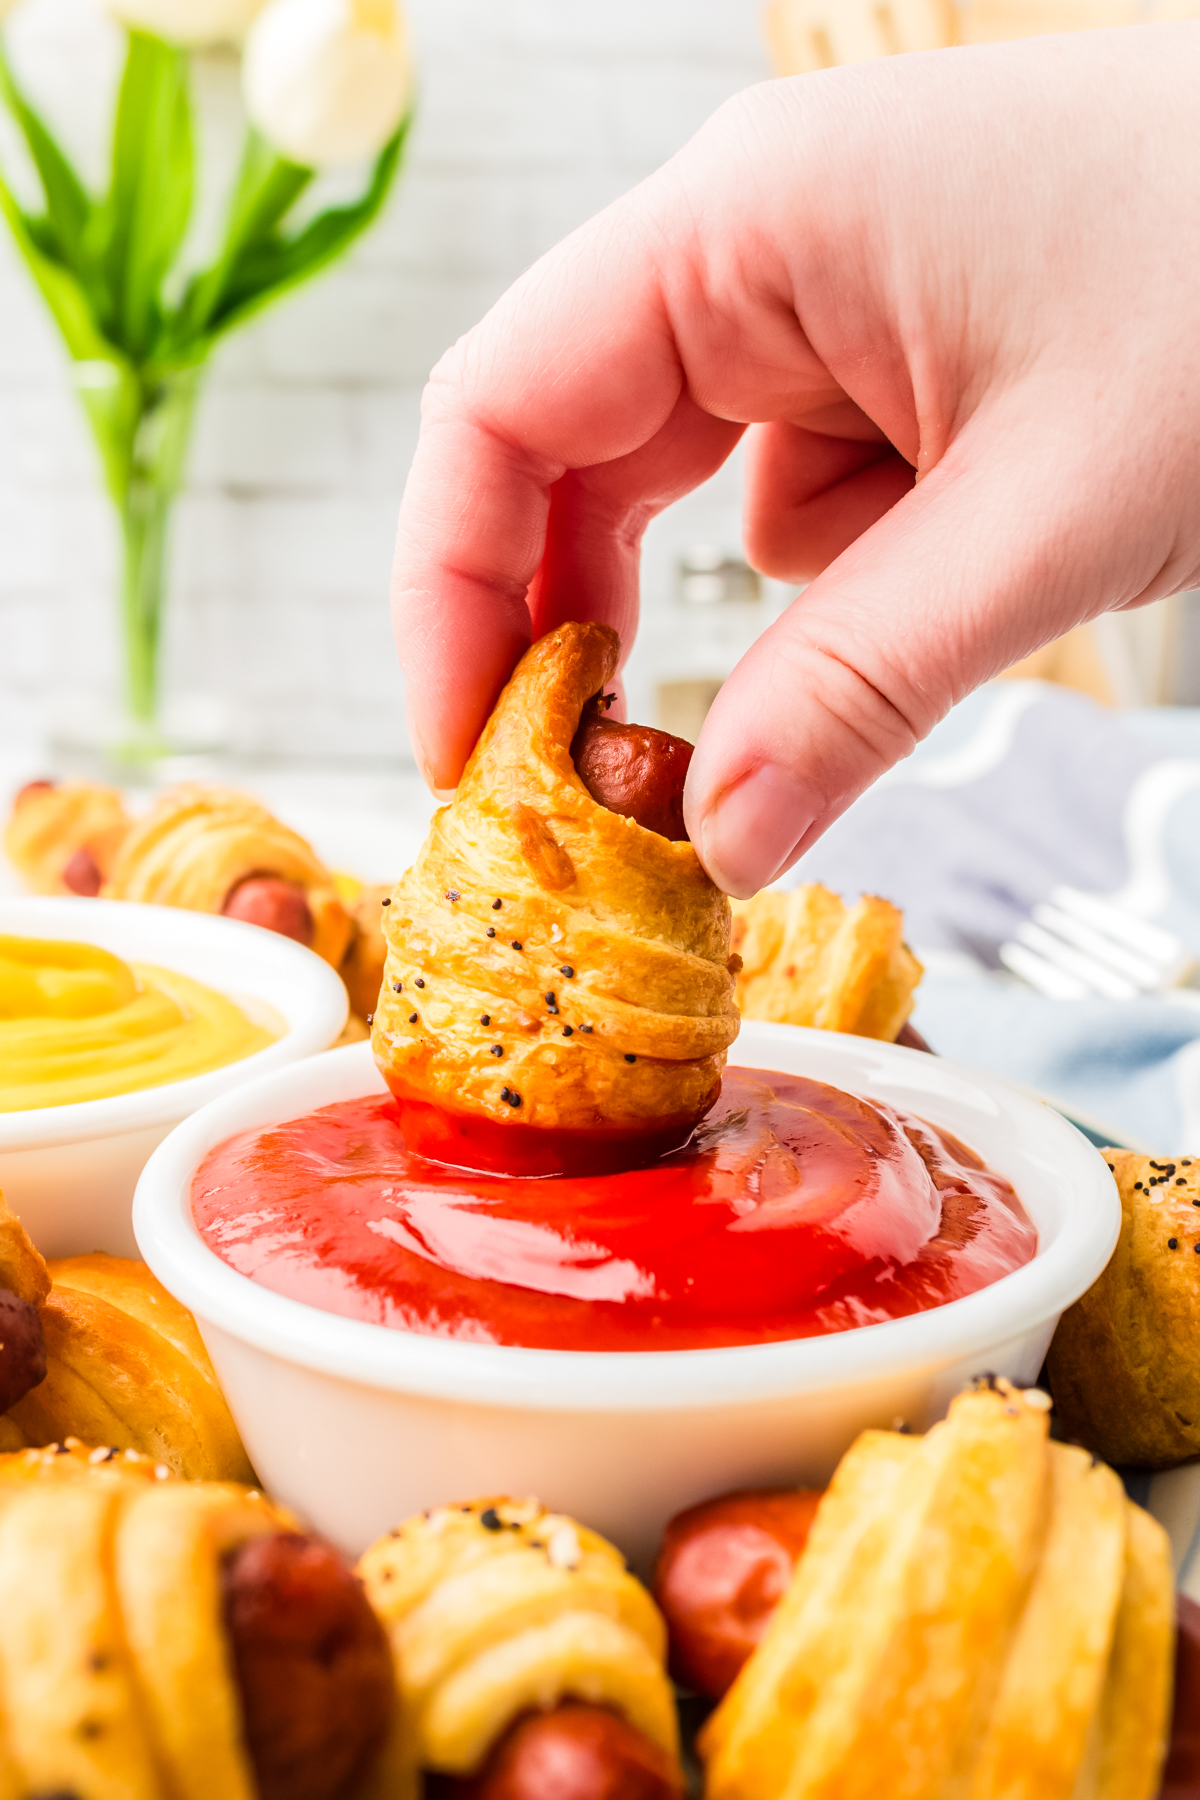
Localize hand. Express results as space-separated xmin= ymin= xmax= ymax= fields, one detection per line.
xmin=392 ymin=23 xmax=1200 ymax=895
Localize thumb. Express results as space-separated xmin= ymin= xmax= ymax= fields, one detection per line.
xmin=682 ymin=421 xmax=1176 ymax=897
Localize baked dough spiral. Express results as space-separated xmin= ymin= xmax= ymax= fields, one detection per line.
xmin=0 ymin=1455 xmax=293 ymax=1800
xmin=103 ymin=784 xmax=353 ymax=969
xmin=701 ymin=1381 xmax=1174 ymax=1800
xmin=0 ymin=1239 xmax=253 ymax=1482
xmin=371 ymin=622 xmax=739 ymax=1172
xmin=358 ymin=1495 xmax=680 ymax=1800
xmin=4 ymin=780 xmax=131 ymax=895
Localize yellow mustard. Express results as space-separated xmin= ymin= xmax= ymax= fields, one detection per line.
xmin=0 ymin=935 xmax=278 ymax=1110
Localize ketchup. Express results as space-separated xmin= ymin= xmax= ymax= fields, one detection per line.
xmin=191 ymin=1070 xmax=1035 ymax=1353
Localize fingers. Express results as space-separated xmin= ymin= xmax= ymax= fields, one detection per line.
xmin=744 ymin=420 xmax=916 ymax=580
xmin=685 ymin=409 xmax=1183 ymax=897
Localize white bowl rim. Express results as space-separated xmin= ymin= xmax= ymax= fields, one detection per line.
xmin=0 ymin=896 xmax=349 ymax=1148
xmin=133 ymin=1023 xmax=1120 ymax=1414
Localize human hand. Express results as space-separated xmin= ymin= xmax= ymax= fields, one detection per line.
xmin=392 ymin=24 xmax=1200 ymax=895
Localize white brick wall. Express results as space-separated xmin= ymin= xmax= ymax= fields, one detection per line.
xmin=0 ymin=0 xmax=773 ymax=762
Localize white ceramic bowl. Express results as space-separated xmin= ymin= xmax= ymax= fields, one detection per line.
xmin=0 ymin=897 xmax=348 ymax=1257
xmin=134 ymin=1023 xmax=1119 ymax=1565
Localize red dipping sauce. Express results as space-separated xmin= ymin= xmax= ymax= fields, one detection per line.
xmin=191 ymin=1069 xmax=1036 ymax=1352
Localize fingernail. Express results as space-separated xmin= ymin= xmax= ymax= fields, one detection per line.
xmin=696 ymin=763 xmax=814 ymax=898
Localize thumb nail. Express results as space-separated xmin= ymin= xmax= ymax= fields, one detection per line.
xmin=695 ymin=763 xmax=814 ymax=898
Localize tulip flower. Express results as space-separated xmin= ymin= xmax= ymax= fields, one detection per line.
xmin=103 ymin=0 xmax=269 ymax=46
xmin=242 ymin=0 xmax=411 ymax=168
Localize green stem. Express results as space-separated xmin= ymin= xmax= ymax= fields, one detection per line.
xmin=112 ymin=366 xmax=199 ymax=743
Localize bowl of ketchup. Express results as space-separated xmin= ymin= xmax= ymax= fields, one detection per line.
xmin=131 ymin=1021 xmax=1119 ymax=1567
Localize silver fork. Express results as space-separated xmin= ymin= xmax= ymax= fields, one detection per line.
xmin=998 ymin=886 xmax=1196 ymax=1001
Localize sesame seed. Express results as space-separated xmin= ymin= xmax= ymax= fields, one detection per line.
xmin=408 ymin=1012 xmax=419 ymax=1024
xmin=415 ymin=977 xmax=425 ymax=988
xmin=490 ymin=1045 xmax=504 ymax=1056
xmin=1169 ymin=1237 xmax=1179 ymax=1249
xmin=381 ymin=897 xmax=390 ymax=906
xmin=500 ymin=1087 xmax=511 ymax=1101
xmin=1179 ymin=1178 xmax=1188 ymax=1185
xmin=445 ymin=889 xmax=460 ymax=902
xmin=486 ymin=927 xmax=496 ymax=938
xmin=559 ymin=965 xmax=574 ymax=978
xmin=580 ymin=1023 xmax=593 ymax=1033
xmin=366 ymin=1013 xmax=374 ymax=1025
xmin=511 ymin=941 xmax=523 ymax=951
xmin=393 ymin=980 xmax=403 ymax=992
xmin=625 ymin=1053 xmax=636 ymax=1063
xmin=480 ymin=1506 xmax=503 ymax=1531
xmin=545 ymin=992 xmax=558 ymax=1012
xmin=562 ymin=1025 xmax=573 ymax=1037
xmin=1135 ymin=1182 xmax=1144 ymax=1190
xmin=505 ymin=1090 xmax=522 ymax=1107
xmin=492 ymin=898 xmax=503 ymax=910
xmin=480 ymin=1014 xmax=490 ymax=1026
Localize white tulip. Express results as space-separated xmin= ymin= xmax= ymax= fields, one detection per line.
xmin=102 ymin=0 xmax=269 ymax=46
xmin=242 ymin=0 xmax=410 ymax=168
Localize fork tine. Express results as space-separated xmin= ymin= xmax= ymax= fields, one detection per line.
xmin=1013 ymin=920 xmax=1139 ymax=1000
xmin=999 ymin=940 xmax=1090 ymax=1000
xmin=1050 ymin=886 xmax=1189 ymax=972
xmin=1030 ymin=902 xmax=1162 ymax=988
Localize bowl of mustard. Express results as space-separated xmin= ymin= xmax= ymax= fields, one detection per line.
xmin=0 ymin=896 xmax=348 ymax=1257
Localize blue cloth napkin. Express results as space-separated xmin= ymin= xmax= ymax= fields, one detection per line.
xmin=784 ymin=680 xmax=1200 ymax=1154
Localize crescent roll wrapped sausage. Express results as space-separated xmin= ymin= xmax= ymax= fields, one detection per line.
xmin=358 ymin=1496 xmax=682 ymax=1800
xmin=0 ymin=1453 xmax=393 ymax=1800
xmin=730 ymin=885 xmax=922 ymax=1042
xmin=4 ymin=780 xmax=132 ymax=896
xmin=371 ymin=622 xmax=739 ymax=1173
xmin=700 ymin=1380 xmax=1174 ymax=1800
xmin=3 ymin=1251 xmax=254 ymax=1482
xmin=103 ymin=783 xmax=353 ymax=968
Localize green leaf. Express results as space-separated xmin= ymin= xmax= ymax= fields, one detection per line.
xmin=159 ymin=111 xmax=410 ymax=367
xmin=173 ymin=128 xmax=313 ymax=342
xmin=0 ymin=171 xmax=139 ymax=498
xmin=0 ymin=52 xmax=93 ymax=283
xmin=96 ymin=32 xmax=194 ymax=361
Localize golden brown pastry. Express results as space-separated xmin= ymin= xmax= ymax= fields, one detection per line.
xmin=371 ymin=622 xmax=739 ymax=1172
xmin=103 ymin=783 xmax=353 ymax=969
xmin=1046 ymin=1148 xmax=1200 ymax=1467
xmin=701 ymin=1380 xmax=1174 ymax=1800
xmin=730 ymin=884 xmax=922 ymax=1041
xmin=0 ymin=1191 xmax=50 ymax=1433
xmin=4 ymin=779 xmax=132 ymax=895
xmin=0 ymin=1451 xmax=393 ymax=1800
xmin=358 ymin=1495 xmax=681 ymax=1800
xmin=2 ymin=1249 xmax=254 ymax=1481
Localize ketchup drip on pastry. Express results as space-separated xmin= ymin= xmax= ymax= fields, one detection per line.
xmin=370 ymin=623 xmax=739 ymax=1176
xmin=222 ymin=1530 xmax=394 ymax=1800
xmin=570 ymin=694 xmax=694 ymax=843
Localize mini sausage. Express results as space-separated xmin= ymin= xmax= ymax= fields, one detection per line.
xmin=653 ymin=1488 xmax=824 ymax=1699
xmin=570 ymin=696 xmax=693 ymax=843
xmin=0 ymin=1290 xmax=46 ymax=1414
xmin=221 ymin=1531 xmax=394 ymax=1800
xmin=12 ymin=779 xmax=55 ymax=807
xmin=1162 ymin=1593 xmax=1200 ymax=1796
xmin=222 ymin=875 xmax=315 ymax=948
xmin=61 ymin=846 xmax=102 ymax=897
xmin=426 ymin=1703 xmax=683 ymax=1800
